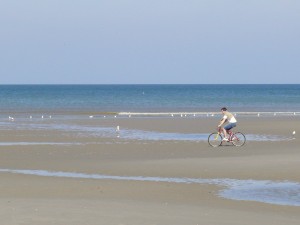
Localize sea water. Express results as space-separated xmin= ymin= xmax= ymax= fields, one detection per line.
xmin=1 ymin=84 xmax=300 ymax=114
xmin=0 ymin=84 xmax=297 ymax=143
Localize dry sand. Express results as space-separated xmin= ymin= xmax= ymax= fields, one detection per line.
xmin=0 ymin=115 xmax=299 ymax=225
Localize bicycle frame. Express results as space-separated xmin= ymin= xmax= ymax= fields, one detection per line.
xmin=217 ymin=127 xmax=235 ymax=141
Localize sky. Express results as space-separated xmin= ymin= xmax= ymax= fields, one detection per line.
xmin=0 ymin=0 xmax=299 ymax=84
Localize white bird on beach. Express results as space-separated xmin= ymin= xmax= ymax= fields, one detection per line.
xmin=9 ymin=116 xmax=14 ymax=121
xmin=116 ymin=126 xmax=120 ymax=138
xmin=293 ymin=131 xmax=296 ymax=135
xmin=89 ymin=115 xmax=93 ymax=118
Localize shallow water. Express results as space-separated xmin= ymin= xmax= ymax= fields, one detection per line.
xmin=119 ymin=130 xmax=290 ymax=142
xmin=0 ymin=168 xmax=299 ymax=207
xmin=0 ymin=120 xmax=291 ymax=143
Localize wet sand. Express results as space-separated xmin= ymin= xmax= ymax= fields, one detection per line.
xmin=0 ymin=115 xmax=300 ymax=224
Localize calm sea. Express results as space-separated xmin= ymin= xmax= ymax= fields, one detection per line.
xmin=0 ymin=84 xmax=300 ymax=114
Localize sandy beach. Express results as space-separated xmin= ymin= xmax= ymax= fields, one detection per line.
xmin=0 ymin=115 xmax=300 ymax=225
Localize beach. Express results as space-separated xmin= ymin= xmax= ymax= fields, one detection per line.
xmin=0 ymin=114 xmax=299 ymax=225
xmin=2 ymin=0 xmax=300 ymax=220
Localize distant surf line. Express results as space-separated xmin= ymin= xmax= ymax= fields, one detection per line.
xmin=118 ymin=111 xmax=300 ymax=116
xmin=1 ymin=111 xmax=299 ymax=119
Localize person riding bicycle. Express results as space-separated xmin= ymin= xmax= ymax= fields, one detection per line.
xmin=218 ymin=107 xmax=237 ymax=141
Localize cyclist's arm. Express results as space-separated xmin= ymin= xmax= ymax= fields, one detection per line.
xmin=218 ymin=116 xmax=227 ymax=127
xmin=218 ymin=119 xmax=224 ymax=127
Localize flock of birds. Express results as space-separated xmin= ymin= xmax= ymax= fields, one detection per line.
xmin=8 ymin=115 xmax=51 ymax=121
xmin=7 ymin=113 xmax=297 ymax=137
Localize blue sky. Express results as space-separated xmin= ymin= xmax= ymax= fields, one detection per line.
xmin=0 ymin=0 xmax=299 ymax=84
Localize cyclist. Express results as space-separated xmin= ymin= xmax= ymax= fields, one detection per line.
xmin=218 ymin=107 xmax=237 ymax=141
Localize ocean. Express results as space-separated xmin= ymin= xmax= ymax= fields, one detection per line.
xmin=0 ymin=84 xmax=300 ymax=114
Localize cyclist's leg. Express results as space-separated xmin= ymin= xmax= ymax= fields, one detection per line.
xmin=222 ymin=127 xmax=228 ymax=139
xmin=224 ymin=123 xmax=236 ymax=139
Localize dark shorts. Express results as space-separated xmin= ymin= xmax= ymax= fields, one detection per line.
xmin=224 ymin=123 xmax=236 ymax=130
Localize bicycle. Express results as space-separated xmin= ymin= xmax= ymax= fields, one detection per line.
xmin=208 ymin=127 xmax=246 ymax=147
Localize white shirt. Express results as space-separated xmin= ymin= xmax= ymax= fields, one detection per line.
xmin=223 ymin=113 xmax=237 ymax=123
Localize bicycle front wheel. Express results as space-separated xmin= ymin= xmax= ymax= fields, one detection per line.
xmin=232 ymin=132 xmax=246 ymax=147
xmin=208 ymin=132 xmax=222 ymax=147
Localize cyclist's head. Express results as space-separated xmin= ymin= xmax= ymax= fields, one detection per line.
xmin=221 ymin=107 xmax=227 ymax=111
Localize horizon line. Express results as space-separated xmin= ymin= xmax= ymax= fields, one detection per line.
xmin=1 ymin=83 xmax=299 ymax=85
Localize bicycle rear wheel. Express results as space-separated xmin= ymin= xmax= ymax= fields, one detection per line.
xmin=208 ymin=132 xmax=222 ymax=147
xmin=231 ymin=132 xmax=246 ymax=146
